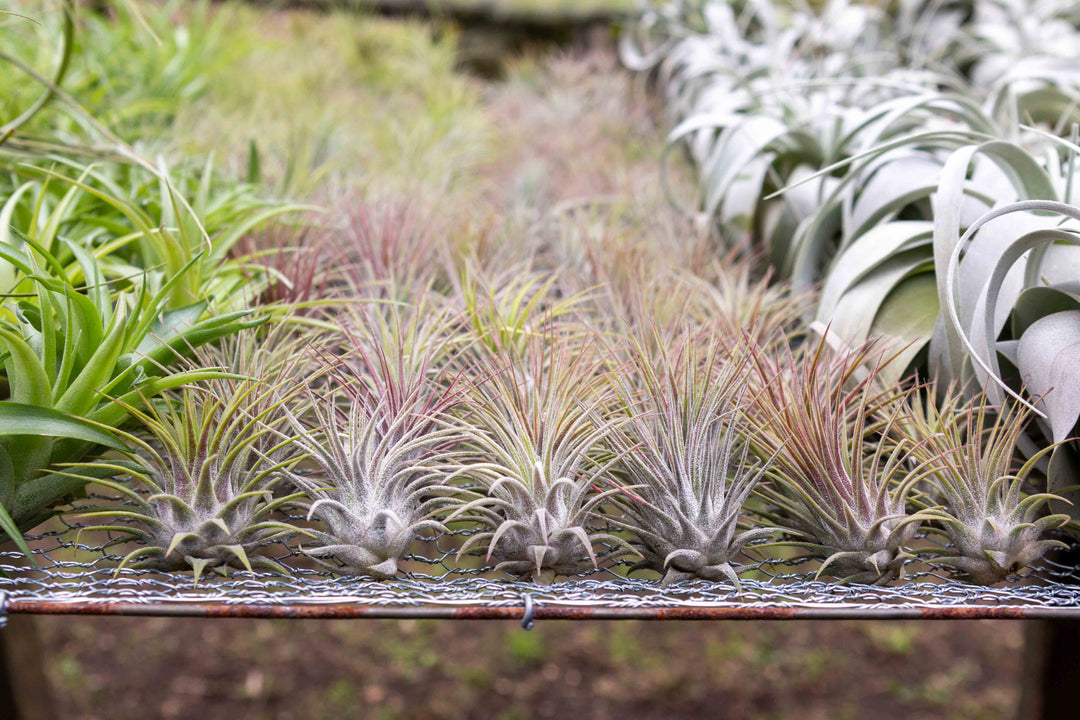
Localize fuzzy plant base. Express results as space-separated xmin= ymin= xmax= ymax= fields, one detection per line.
xmin=810 ymin=517 xmax=920 ymax=585
xmin=452 ymin=464 xmax=637 ymax=585
xmin=486 ymin=527 xmax=598 ymax=585
xmin=114 ymin=519 xmax=288 ymax=585
xmin=631 ymin=550 xmax=743 ymax=588
xmin=630 ymin=532 xmax=773 ymax=589
xmin=934 ymin=516 xmax=1069 ymax=585
xmin=299 ymin=498 xmax=447 ymax=580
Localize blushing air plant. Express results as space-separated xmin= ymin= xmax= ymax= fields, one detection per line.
xmin=906 ymin=389 xmax=1070 ymax=584
xmin=605 ymin=329 xmax=777 ymax=587
xmin=447 ymin=334 xmax=637 ymax=584
xmin=281 ymin=313 xmax=465 ymax=579
xmin=689 ymin=253 xmax=809 ymax=348
xmin=748 ymin=338 xmax=930 ymax=584
xmin=335 ymin=201 xmax=441 ymax=302
xmin=75 ymin=368 xmax=306 ymax=583
xmin=229 ymin=223 xmax=336 ymax=313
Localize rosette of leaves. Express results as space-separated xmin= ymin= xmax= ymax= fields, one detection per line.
xmin=605 ymin=329 xmax=777 ymax=587
xmin=76 ymin=373 xmax=305 ymax=583
xmin=445 ymin=261 xmax=588 ymax=361
xmin=906 ymin=389 xmax=1069 ymax=584
xmin=748 ymin=338 xmax=930 ymax=584
xmin=0 ymin=198 xmax=265 ymax=553
xmin=446 ymin=334 xmax=636 ymax=584
xmin=281 ymin=314 xmax=465 ymax=579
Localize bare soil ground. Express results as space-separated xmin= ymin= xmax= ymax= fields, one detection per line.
xmin=36 ymin=616 xmax=1023 ymax=720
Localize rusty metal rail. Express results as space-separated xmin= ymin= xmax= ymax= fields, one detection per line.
xmin=9 ymin=598 xmax=1080 ymax=621
xmin=6 ymin=566 xmax=1080 ymax=622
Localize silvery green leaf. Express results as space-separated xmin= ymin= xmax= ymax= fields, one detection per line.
xmin=823 ymin=251 xmax=930 ymax=347
xmin=1010 ymin=285 xmax=1080 ymax=340
xmin=818 ymin=221 xmax=932 ymax=320
xmin=1018 ymin=311 xmax=1080 ymax=443
xmin=848 ymin=153 xmax=941 ymax=239
xmin=936 ymin=146 xmax=1060 ymax=384
xmin=869 ymin=273 xmax=940 ymax=386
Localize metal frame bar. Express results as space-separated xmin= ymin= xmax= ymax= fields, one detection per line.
xmin=10 ymin=598 xmax=1080 ymax=620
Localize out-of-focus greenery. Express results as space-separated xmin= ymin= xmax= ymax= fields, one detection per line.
xmin=3 ymin=1 xmax=490 ymax=199
xmin=0 ymin=1 xmax=234 ymax=141
xmin=439 ymin=0 xmax=636 ymax=11
xmin=172 ymin=6 xmax=489 ymax=198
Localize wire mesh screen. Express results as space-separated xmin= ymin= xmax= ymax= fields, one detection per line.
xmin=4 ymin=483 xmax=1080 ymax=621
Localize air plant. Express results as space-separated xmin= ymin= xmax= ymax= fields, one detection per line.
xmin=605 ymin=328 xmax=777 ymax=587
xmin=445 ymin=261 xmax=589 ymax=361
xmin=690 ymin=252 xmax=809 ymax=347
xmin=230 ymin=223 xmax=337 ymax=312
xmin=75 ymin=369 xmax=306 ymax=583
xmin=906 ymin=389 xmax=1070 ymax=584
xmin=281 ymin=311 xmax=464 ymax=579
xmin=748 ymin=337 xmax=931 ymax=584
xmin=446 ymin=334 xmax=637 ymax=584
xmin=335 ymin=201 xmax=441 ymax=302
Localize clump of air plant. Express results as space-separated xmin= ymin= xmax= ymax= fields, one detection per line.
xmin=230 ymin=223 xmax=337 ymax=310
xmin=444 ymin=261 xmax=589 ymax=360
xmin=446 ymin=334 xmax=636 ymax=584
xmin=77 ymin=371 xmax=305 ymax=583
xmin=692 ymin=252 xmax=811 ymax=347
xmin=586 ymin=257 xmax=702 ymax=342
xmin=605 ymin=329 xmax=778 ymax=588
xmin=336 ymin=201 xmax=441 ymax=301
xmin=748 ymin=338 xmax=930 ymax=584
xmin=906 ymin=390 xmax=1070 ymax=585
xmin=281 ymin=311 xmax=464 ymax=579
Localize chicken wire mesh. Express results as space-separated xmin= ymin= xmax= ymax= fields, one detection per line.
xmin=3 ymin=483 xmax=1080 ymax=622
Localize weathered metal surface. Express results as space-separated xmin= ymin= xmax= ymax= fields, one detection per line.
xmin=8 ymin=598 xmax=1080 ymax=621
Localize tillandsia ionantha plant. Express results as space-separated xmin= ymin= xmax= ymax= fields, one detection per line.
xmin=605 ymin=328 xmax=778 ymax=587
xmin=447 ymin=261 xmax=589 ymax=361
xmin=281 ymin=310 xmax=465 ymax=579
xmin=447 ymin=333 xmax=638 ymax=584
xmin=748 ymin=337 xmax=931 ymax=584
xmin=905 ymin=388 xmax=1070 ymax=584
xmin=74 ymin=365 xmax=307 ymax=584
